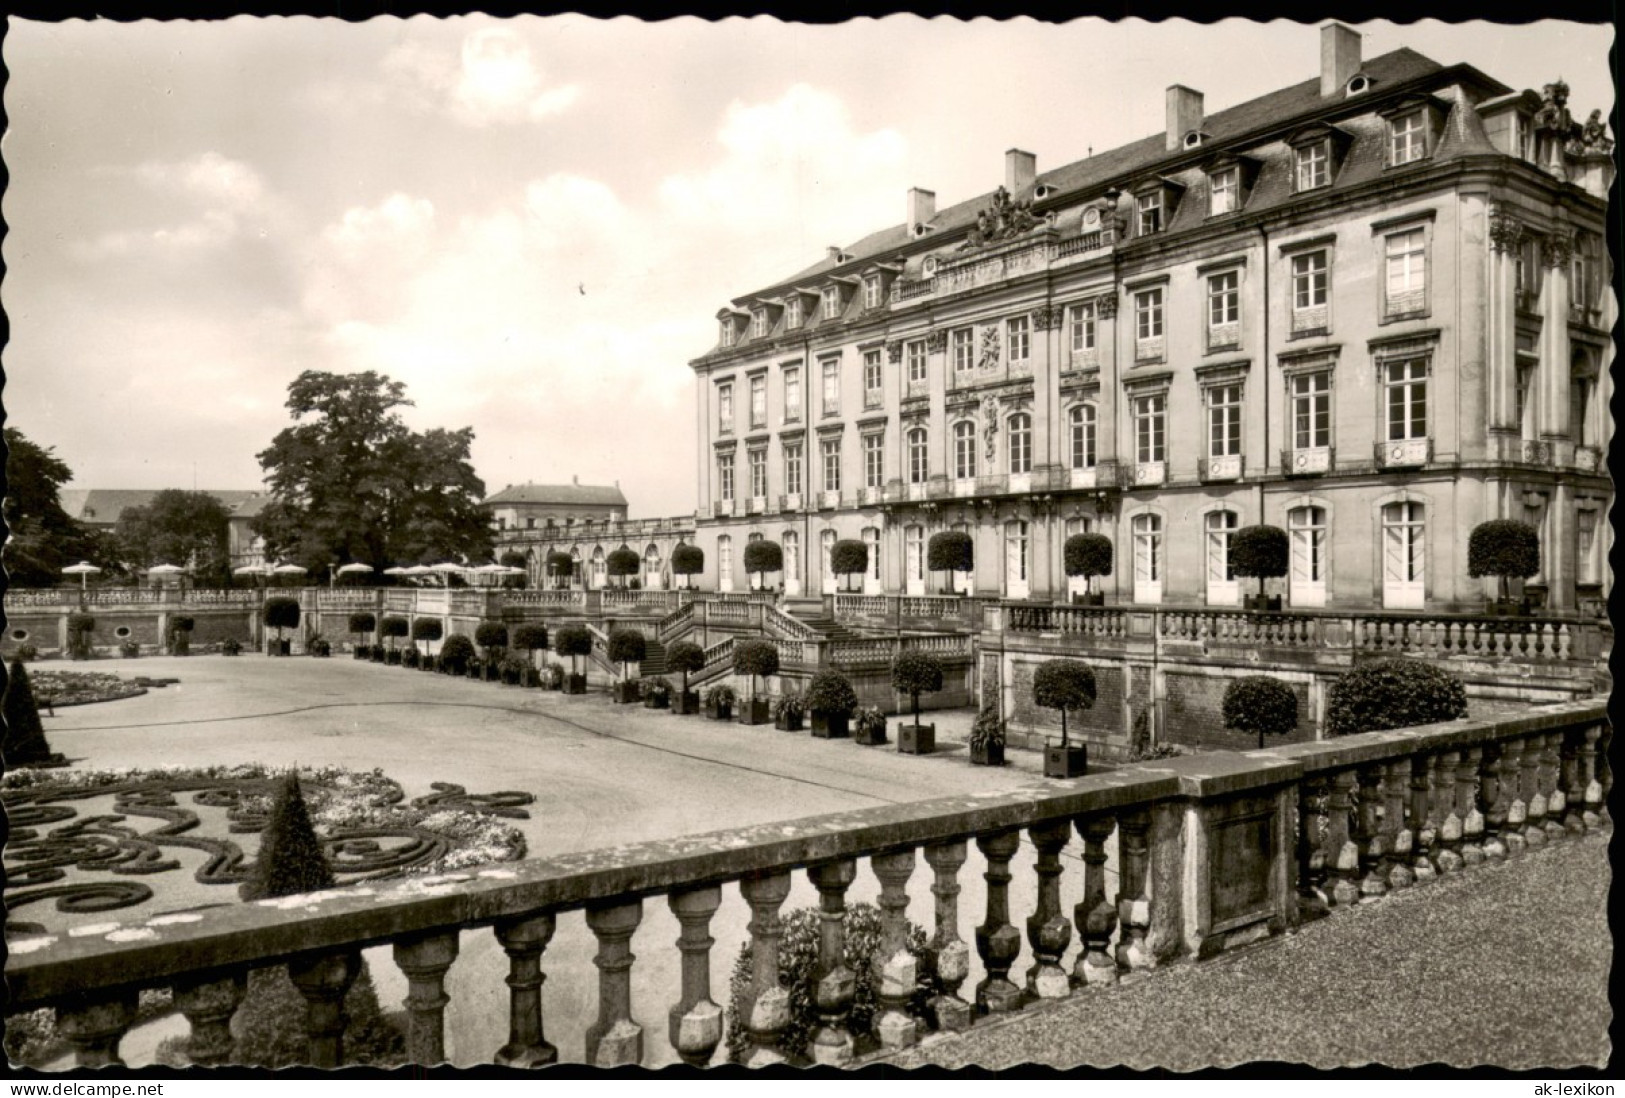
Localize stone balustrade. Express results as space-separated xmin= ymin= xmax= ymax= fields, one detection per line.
xmin=9 ymin=703 xmax=1605 ymax=1069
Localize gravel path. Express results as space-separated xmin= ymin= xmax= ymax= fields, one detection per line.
xmin=883 ymin=833 xmax=1612 ymax=1070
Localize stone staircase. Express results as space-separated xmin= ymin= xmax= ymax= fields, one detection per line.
xmin=639 ymin=637 xmax=670 ymax=677
xmin=783 ymin=602 xmax=863 ymax=643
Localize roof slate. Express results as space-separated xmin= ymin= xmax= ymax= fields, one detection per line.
xmin=483 ymin=483 xmax=628 ymax=507
xmin=67 ymin=489 xmax=264 ymax=525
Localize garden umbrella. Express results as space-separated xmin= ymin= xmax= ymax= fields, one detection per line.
xmin=337 ymin=563 xmax=374 ymax=575
xmin=62 ymin=561 xmax=101 ymax=592
xmin=233 ymin=564 xmax=271 ymax=576
xmin=382 ymin=566 xmax=409 ymax=576
xmin=147 ymin=563 xmax=185 ymax=575
xmin=429 ymin=561 xmax=465 ymax=587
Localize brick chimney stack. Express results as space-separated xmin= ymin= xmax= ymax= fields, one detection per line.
xmin=1166 ymin=85 xmax=1204 ymax=151
xmin=1321 ymin=23 xmax=1362 ymax=97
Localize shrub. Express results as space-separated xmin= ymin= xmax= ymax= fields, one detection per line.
xmin=172 ymin=616 xmax=195 ymax=633
xmin=401 ymin=645 xmax=420 ymax=668
xmin=607 ymin=547 xmax=641 ymax=585
xmin=642 ymin=677 xmax=672 ymax=703
xmin=3 ymin=659 xmax=56 ymax=765
xmin=500 ymin=654 xmax=531 ymax=681
xmin=67 ymin=613 xmax=96 ymax=659
xmin=667 ymin=639 xmax=705 ymax=697
xmin=241 ymin=773 xmax=333 ymax=901
xmin=68 ymin=612 xmax=96 ymax=635
xmin=347 ymin=612 xmax=376 ymax=636
xmin=15 ymin=644 xmax=38 ymax=662
xmin=222 ymin=638 xmax=242 ymax=656
xmin=855 ymin=706 xmax=886 ymax=737
xmin=743 ymin=540 xmax=784 ymax=588
xmin=543 ymin=664 xmax=565 ymax=689
xmin=969 ymin=704 xmax=1005 ymax=750
xmin=475 ymin=621 xmax=509 ymax=652
xmin=380 ymin=616 xmax=410 ymax=645
xmin=546 ymin=551 xmax=575 ymax=586
xmin=607 ymin=628 xmax=647 ymax=677
xmin=1063 ymin=533 xmax=1113 ymax=593
xmin=724 ymin=903 xmax=940 ymax=1065
xmin=120 ymin=640 xmax=141 ymax=658
xmin=411 ymin=618 xmax=443 ymax=643
xmin=891 ymin=651 xmax=944 ymax=730
xmin=1325 ymin=659 xmax=1468 ymax=738
xmin=1467 ymin=520 xmax=1541 ymax=602
xmin=733 ymin=640 xmax=780 ymax=701
xmin=554 ymin=624 xmax=593 ymax=675
xmin=511 ymin=624 xmax=549 ymax=652
xmin=264 ymin=596 xmax=301 ymax=634
xmin=310 ymin=637 xmax=332 ymax=657
xmin=773 ymin=694 xmax=804 ymax=720
xmin=704 ymin=683 xmax=737 ymax=708
xmin=830 ymin=540 xmax=869 ymax=592
xmin=671 ymin=544 xmax=705 ymax=588
xmin=437 ymin=635 xmax=475 ymax=674
xmin=1229 ymin=525 xmax=1290 ymax=598
xmin=1033 ymin=659 xmax=1096 ymax=747
xmin=805 ymin=670 xmax=858 ymax=718
xmin=927 ymin=531 xmax=974 ymax=594
xmin=1221 ymin=676 xmax=1300 ymax=750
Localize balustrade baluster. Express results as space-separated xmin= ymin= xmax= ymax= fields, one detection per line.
xmin=807 ymin=861 xmax=859 ymax=1063
xmin=1540 ymin=732 xmax=1568 ymax=842
xmin=1356 ymin=765 xmax=1388 ymax=898
xmin=1072 ymin=816 xmax=1116 ymax=987
xmin=58 ymin=991 xmax=138 ymax=1068
xmin=1114 ymin=808 xmax=1154 ymax=968
xmin=1434 ymin=752 xmax=1463 ymax=873
xmin=175 ymin=973 xmax=246 ymax=1066
xmin=1559 ymin=731 xmax=1586 ymax=835
xmin=584 ymin=900 xmax=645 ymax=1067
xmin=1458 ymin=746 xmax=1485 ymax=866
xmin=739 ymin=874 xmax=792 ymax=1066
xmin=923 ymin=842 xmax=974 ymax=1032
xmin=668 ymin=887 xmax=724 ymax=1067
xmin=1596 ymin=726 xmax=1613 ymax=827
xmin=1383 ymin=759 xmax=1416 ymax=890
xmin=394 ymin=931 xmax=460 ymax=1065
xmin=974 ymin=830 xmax=1024 ymax=1014
xmin=872 ymin=850 xmax=920 ymax=1049
xmin=1518 ymin=736 xmax=1547 ymax=849
xmin=1499 ymin=738 xmax=1529 ymax=854
xmin=1481 ymin=744 xmax=1510 ymax=860
xmin=1324 ymin=771 xmax=1362 ymax=906
xmin=1296 ymin=779 xmax=1329 ymax=916
xmin=1579 ymin=725 xmax=1604 ymax=829
xmin=289 ymin=951 xmax=361 ymax=1068
xmin=1410 ymin=755 xmax=1438 ymax=882
xmin=493 ymin=914 xmax=558 ymax=1067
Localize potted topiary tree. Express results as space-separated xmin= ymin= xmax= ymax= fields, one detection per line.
xmin=667 ymin=640 xmax=705 ymax=714
xmin=672 ymin=543 xmax=705 ymax=590
xmin=704 ymin=683 xmax=737 ymax=721
xmin=927 ymin=530 xmax=974 ymax=596
xmin=1063 ymin=533 xmax=1113 ymax=606
xmin=67 ymin=612 xmax=96 ymax=660
xmin=607 ymin=546 xmax=641 ymax=590
xmin=805 ymin=669 xmax=858 ymax=738
xmin=438 ymin=634 xmax=475 ymax=676
xmin=968 ymin=704 xmax=1006 ymax=767
xmin=607 ymin=628 xmax=647 ymax=703
xmin=1325 ymin=658 xmax=1467 ymax=737
xmin=379 ymin=615 xmax=409 ymax=664
xmin=554 ymin=624 xmax=593 ymax=694
xmin=853 ymin=705 xmax=888 ymax=747
xmin=773 ymin=693 xmax=804 ymax=732
xmin=411 ymin=618 xmax=443 ymax=671
xmin=547 ymin=552 xmax=575 ymax=590
xmin=732 ymin=639 xmax=779 ymax=724
xmin=500 ymin=550 xmax=530 ymax=589
xmin=475 ymin=621 xmax=509 ymax=681
xmin=168 ymin=615 xmax=195 ymax=656
xmin=891 ymin=650 xmax=944 ymax=755
xmin=1467 ymin=519 xmax=1541 ymax=616
xmin=264 ymin=596 xmax=301 ymax=657
xmin=831 ymin=540 xmax=869 ymax=594
xmin=642 ymin=676 xmax=672 ymax=709
xmin=1222 ymin=676 xmax=1300 ymax=750
xmin=511 ymin=624 xmax=549 ymax=687
xmin=348 ymin=611 xmax=376 ymax=659
xmin=1230 ymin=525 xmax=1289 ymax=612
xmin=744 ymin=540 xmax=784 ymax=593
xmin=1034 ymin=659 xmax=1094 ymax=778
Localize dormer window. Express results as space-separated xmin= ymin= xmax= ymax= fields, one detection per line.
xmin=720 ymin=319 xmax=735 ymax=347
xmin=1210 ymin=167 xmax=1240 ymax=215
xmin=1137 ymin=191 xmax=1164 ymax=235
xmin=1288 ymin=124 xmax=1354 ymax=194
xmin=863 ymin=274 xmax=882 ymax=310
xmin=1296 ymin=143 xmax=1330 ymax=191
xmin=751 ymin=309 xmax=769 ymax=338
xmin=785 ymin=296 xmax=803 ymax=329
xmin=1132 ymin=177 xmax=1185 ymax=238
xmin=822 ymin=286 xmax=841 ymax=320
xmin=1379 ymin=97 xmax=1447 ymax=169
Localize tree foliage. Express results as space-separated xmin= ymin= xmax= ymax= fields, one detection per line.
xmin=438 ymin=635 xmax=475 ymax=674
xmin=671 ymin=544 xmax=705 ymax=576
xmin=3 ymin=659 xmax=56 ymax=765
xmin=743 ymin=540 xmax=784 ymax=576
xmin=380 ymin=615 xmax=410 ymax=639
xmin=1221 ymin=677 xmax=1300 ymax=749
xmin=1229 ymin=525 xmax=1290 ymax=589
xmin=891 ymin=651 xmax=944 ymax=728
xmin=1033 ymin=659 xmax=1096 ymax=746
xmin=1325 ymin=659 xmax=1468 ymax=738
xmin=1063 ymin=533 xmax=1113 ymax=585
xmin=114 ymin=490 xmax=232 ymax=585
xmin=347 ymin=612 xmax=377 ymax=636
xmin=511 ymin=624 xmax=549 ymax=652
xmin=252 ymin=371 xmax=492 ymax=574
xmin=264 ymin=597 xmax=301 ymax=634
xmin=546 ymin=551 xmax=574 ymax=577
xmin=475 ymin=621 xmax=509 ymax=651
xmin=607 ymin=628 xmax=647 ymax=667
xmin=240 ymin=773 xmax=335 ymax=901
xmin=927 ymin=532 xmax=974 ymax=593
xmin=733 ymin=639 xmax=780 ymax=684
xmin=1467 ymin=520 xmax=1541 ymax=601
xmin=606 ymin=547 xmax=641 ymax=578
xmin=411 ymin=618 xmax=444 ymax=642
xmin=2 ymin=428 xmax=106 ymax=587
xmin=554 ymin=624 xmax=593 ymax=657
xmin=805 ymin=670 xmax=858 ymax=718
xmin=830 ymin=539 xmax=869 ymax=579
xmin=666 ymin=639 xmax=705 ymax=696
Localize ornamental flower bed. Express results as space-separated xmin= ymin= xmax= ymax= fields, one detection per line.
xmin=25 ymin=670 xmax=147 ymax=708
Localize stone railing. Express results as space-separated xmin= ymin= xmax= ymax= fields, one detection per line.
xmin=1004 ymin=603 xmax=1128 ymax=639
xmin=762 ymin=604 xmax=817 ymax=642
xmin=315 ymin=590 xmax=378 ymax=610
xmin=828 ymin=632 xmax=972 ymax=669
xmin=657 ymin=602 xmax=695 ymax=643
xmin=602 ymin=589 xmax=689 ymax=615
xmin=1159 ymin=609 xmax=1321 ymax=648
xmin=1353 ymin=615 xmax=1577 ymax=663
xmin=503 ymin=590 xmax=588 ymax=609
xmin=10 ymin=703 xmax=1605 ymax=1069
xmin=416 ymin=591 xmax=451 ymax=616
xmin=831 ymin=594 xmax=977 ymax=629
xmin=187 ymin=589 xmax=264 ymax=607
xmin=382 ymin=591 xmax=417 ymax=613
xmin=833 ymin=594 xmax=890 ymax=619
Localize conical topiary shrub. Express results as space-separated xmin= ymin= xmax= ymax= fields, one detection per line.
xmin=240 ymin=773 xmax=335 ymax=901
xmin=3 ymin=659 xmax=60 ymax=766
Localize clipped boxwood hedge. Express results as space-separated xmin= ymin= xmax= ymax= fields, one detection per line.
xmin=1325 ymin=659 xmax=1467 ymax=738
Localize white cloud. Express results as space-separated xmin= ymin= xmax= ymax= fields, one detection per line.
xmin=74 ymin=152 xmax=277 ymax=260
xmin=382 ymin=27 xmax=580 ymax=127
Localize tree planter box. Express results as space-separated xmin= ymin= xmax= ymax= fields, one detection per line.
xmin=673 ymin=691 xmax=700 ymax=715
xmin=1071 ymin=592 xmax=1105 ymax=606
xmin=643 ymin=692 xmax=670 ymax=709
xmin=1244 ymin=595 xmax=1283 ymax=612
xmin=172 ymin=640 xmax=191 ymax=657
xmin=855 ymin=720 xmax=888 ymax=747
xmin=386 ymin=649 xmax=402 ymax=665
xmin=706 ymin=702 xmax=734 ymax=721
xmin=899 ymin=723 xmax=935 ymax=755
xmin=421 ymin=657 xmax=437 ymax=672
xmin=612 ymin=681 xmax=642 ymax=705
xmin=354 ymin=647 xmax=371 ymax=661
xmin=564 ymin=674 xmax=588 ymax=695
xmin=738 ymin=698 xmax=771 ymax=726
xmin=271 ymin=640 xmax=292 ymax=658
xmin=523 ymin=668 xmax=542 ymax=688
xmin=775 ymin=712 xmax=803 ymax=732
xmin=371 ymin=649 xmax=386 ymax=663
xmin=810 ymin=713 xmax=850 ymax=739
xmin=970 ymin=741 xmax=1005 ymax=767
xmin=483 ymin=664 xmax=501 ymax=683
xmin=1044 ymin=743 xmax=1089 ymax=779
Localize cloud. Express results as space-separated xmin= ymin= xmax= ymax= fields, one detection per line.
xmin=382 ymin=27 xmax=581 ymax=127
xmin=74 ymin=152 xmax=278 ymax=260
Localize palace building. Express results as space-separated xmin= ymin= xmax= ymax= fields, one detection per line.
xmin=686 ymin=25 xmax=1614 ymax=616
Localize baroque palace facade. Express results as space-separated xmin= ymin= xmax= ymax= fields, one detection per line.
xmin=686 ymin=25 xmax=1614 ymax=614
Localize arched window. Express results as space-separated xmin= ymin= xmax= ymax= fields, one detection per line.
xmin=1205 ymin=510 xmax=1239 ymax=606
xmin=643 ymin=543 xmax=663 ymax=590
xmin=907 ymin=427 xmax=929 ymax=484
xmin=590 ymin=546 xmax=607 ymax=589
xmin=783 ymin=529 xmax=801 ymax=591
xmin=1069 ymin=405 xmax=1097 ymax=469
xmin=1008 ymin=413 xmax=1032 ymax=474
xmin=569 ymin=547 xmax=583 ymax=588
xmin=1132 ymin=513 xmax=1164 ymax=603
xmin=954 ymin=421 xmax=977 ymax=480
xmin=861 ymin=526 xmax=882 ymax=593
xmin=718 ymin=535 xmax=734 ymax=592
xmin=1004 ymin=519 xmax=1030 ymax=598
xmin=904 ymin=524 xmax=925 ymax=595
xmin=1288 ymin=506 xmax=1327 ymax=607
xmin=1381 ymin=501 xmax=1425 ymax=609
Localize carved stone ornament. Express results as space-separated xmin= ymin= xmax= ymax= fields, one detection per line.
xmin=1542 ymin=232 xmax=1575 ymax=269
xmin=886 ymin=342 xmax=903 ymax=364
xmin=979 ymin=326 xmax=1001 ymax=371
xmin=1571 ymin=109 xmax=1613 ymax=156
xmin=1097 ymin=293 xmax=1119 ymax=320
xmin=926 ymin=330 xmax=948 ymax=354
xmin=1033 ymin=305 xmax=1062 ymax=331
xmin=1533 ymin=81 xmax=1576 ymax=139
xmin=982 ymin=394 xmax=999 ymax=461
xmin=1488 ymin=208 xmax=1525 ymax=254
xmin=958 ymin=185 xmax=1045 ymax=251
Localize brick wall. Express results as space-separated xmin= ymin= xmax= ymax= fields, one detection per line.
xmin=2 ymin=615 xmax=62 ymax=657
xmin=1007 ymin=656 xmax=1125 ymax=748
xmin=1162 ymin=670 xmax=1316 ymax=752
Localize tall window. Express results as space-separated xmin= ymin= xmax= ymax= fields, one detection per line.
xmin=1135 ymin=394 xmax=1167 ymax=463
xmin=1389 ymin=111 xmax=1426 ymax=165
xmin=1006 ymin=315 xmax=1030 ymax=362
xmin=954 ymin=420 xmax=977 ymax=480
xmin=862 ymin=527 xmax=881 ymax=585
xmin=821 ymin=358 xmax=841 ymax=416
xmin=1133 ymin=514 xmax=1163 ymax=596
xmin=863 ymin=432 xmax=884 ymax=489
xmin=783 ymin=529 xmax=800 ymax=587
xmin=1385 ymin=357 xmax=1428 ymax=441
xmin=907 ymin=427 xmax=928 ymax=484
xmin=718 ymin=536 xmax=733 ymax=589
xmin=1069 ymin=405 xmax=1097 ymax=469
xmin=1384 ymin=229 xmax=1427 ymax=314
xmin=863 ymin=275 xmax=882 ymax=310
xmin=822 ymin=286 xmax=841 ymax=319
xmin=1381 ymin=501 xmax=1426 ymax=608
xmin=1137 ymin=191 xmax=1163 ymax=234
xmin=820 ymin=438 xmax=842 ymax=493
xmin=718 ymin=453 xmax=735 ymax=502
xmin=904 ymin=525 xmax=925 ymax=593
xmin=785 ymin=296 xmax=802 ymax=329
xmin=1208 ymin=384 xmax=1242 ymax=457
xmin=952 ymin=327 xmax=975 ymax=376
xmin=1292 ymin=371 xmax=1331 ymax=449
xmin=1007 ymin=413 xmax=1032 ymax=474
xmin=720 ymin=319 xmax=736 ymax=347
xmin=1295 ymin=142 xmax=1329 ymax=190
xmin=1069 ymin=301 xmax=1096 ymax=356
xmin=783 ymin=366 xmax=801 ymax=422
xmin=748 ymin=448 xmax=767 ymax=498
xmin=1208 ymin=271 xmax=1239 ymax=329
xmin=1571 ymin=376 xmax=1596 ymax=447
xmin=751 ymin=310 xmax=768 ymax=338
xmin=1135 ymin=288 xmax=1164 ymax=341
xmin=1289 ymin=505 xmax=1327 ymax=605
xmin=1576 ymin=510 xmax=1600 ymax=585
xmin=717 ymin=383 xmax=734 ymax=433
xmin=783 ymin=442 xmax=803 ymax=496
xmin=1209 ymin=166 xmax=1240 ymax=215
xmin=1291 ymin=250 xmax=1329 ymax=330
xmin=1004 ymin=519 xmax=1029 ymax=597
xmin=863 ymin=350 xmax=883 ymax=405
xmin=1205 ymin=510 xmax=1238 ymax=585
xmin=906 ymin=340 xmax=927 ymax=383
xmin=1515 ymin=362 xmax=1537 ymax=440
xmin=749 ymin=375 xmax=767 ymax=429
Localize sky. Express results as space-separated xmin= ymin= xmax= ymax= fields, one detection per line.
xmin=2 ymin=16 xmax=1614 ymax=518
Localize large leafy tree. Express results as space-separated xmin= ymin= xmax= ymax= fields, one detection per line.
xmin=115 ymin=490 xmax=232 ymax=585
xmin=2 ymin=428 xmax=107 ymax=587
xmin=253 ymin=371 xmax=492 ymax=571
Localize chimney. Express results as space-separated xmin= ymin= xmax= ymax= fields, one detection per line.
xmin=827 ymin=246 xmax=843 ymax=262
xmin=573 ymin=474 xmax=579 ymax=485
xmin=1166 ymin=85 xmax=1204 ymax=151
xmin=907 ymin=187 xmax=936 ymax=228
xmin=1321 ymin=23 xmax=1361 ymax=97
xmin=1005 ymin=149 xmax=1036 ymax=193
